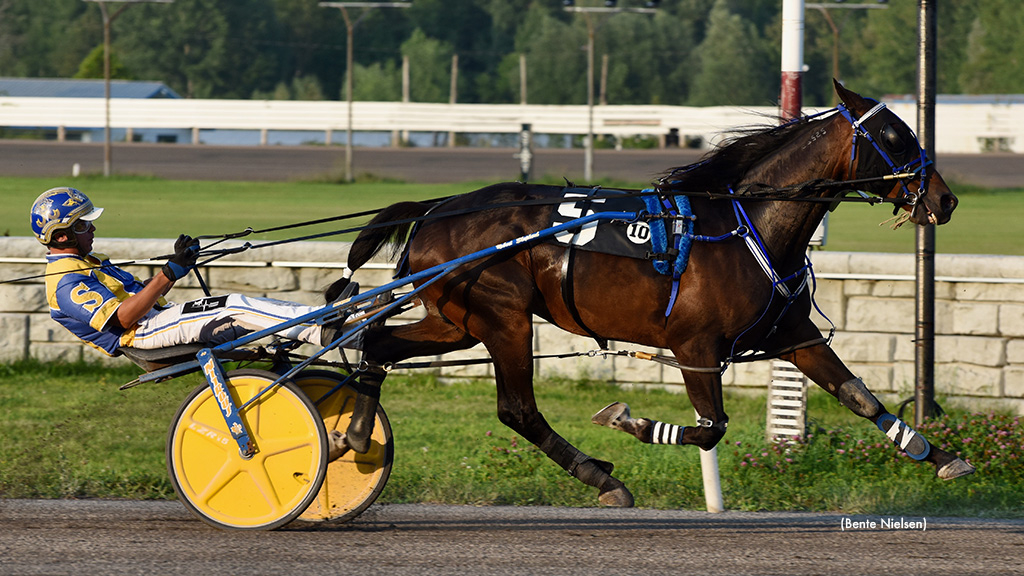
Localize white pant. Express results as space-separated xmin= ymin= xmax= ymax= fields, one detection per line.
xmin=129 ymin=294 xmax=325 ymax=349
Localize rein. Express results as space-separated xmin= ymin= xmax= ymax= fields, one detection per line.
xmin=189 ymin=172 xmax=913 ymax=255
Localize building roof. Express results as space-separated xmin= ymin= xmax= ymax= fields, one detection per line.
xmin=0 ymin=78 xmax=181 ymax=99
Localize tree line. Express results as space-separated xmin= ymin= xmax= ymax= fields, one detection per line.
xmin=0 ymin=0 xmax=1019 ymax=107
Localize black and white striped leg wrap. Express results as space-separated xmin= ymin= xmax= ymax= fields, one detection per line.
xmin=651 ymin=421 xmax=686 ymax=445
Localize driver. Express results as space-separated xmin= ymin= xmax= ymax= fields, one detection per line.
xmin=31 ymin=187 xmax=352 ymax=358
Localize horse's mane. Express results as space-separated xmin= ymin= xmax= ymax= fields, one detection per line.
xmin=658 ymin=113 xmax=825 ymax=195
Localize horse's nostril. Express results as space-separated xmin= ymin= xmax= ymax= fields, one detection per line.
xmin=942 ymin=194 xmax=958 ymax=214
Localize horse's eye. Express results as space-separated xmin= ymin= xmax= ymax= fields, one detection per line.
xmin=880 ymin=124 xmax=908 ymax=155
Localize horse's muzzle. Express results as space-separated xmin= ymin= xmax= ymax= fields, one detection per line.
xmin=907 ymin=172 xmax=958 ymax=225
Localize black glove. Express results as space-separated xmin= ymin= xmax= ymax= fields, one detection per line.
xmin=162 ymin=234 xmax=200 ymax=281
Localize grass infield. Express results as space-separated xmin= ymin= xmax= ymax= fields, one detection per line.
xmin=2 ymin=175 xmax=1021 ymax=516
xmin=0 ymin=360 xmax=1020 ymax=517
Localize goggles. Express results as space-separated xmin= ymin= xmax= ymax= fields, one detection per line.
xmin=72 ymin=220 xmax=95 ymax=234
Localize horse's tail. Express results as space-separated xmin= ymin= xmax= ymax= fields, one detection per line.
xmin=325 ymin=201 xmax=433 ymax=303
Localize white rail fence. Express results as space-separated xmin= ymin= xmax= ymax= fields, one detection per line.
xmin=1 ymin=97 xmax=1021 ymax=153
xmin=2 ymin=237 xmax=1022 ymax=415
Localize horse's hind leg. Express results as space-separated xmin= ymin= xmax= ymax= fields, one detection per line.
xmin=781 ymin=340 xmax=975 ymax=479
xmin=483 ymin=313 xmax=634 ymax=507
xmin=344 ymin=312 xmax=479 ymax=453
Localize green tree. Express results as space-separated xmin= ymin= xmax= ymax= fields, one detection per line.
xmin=401 ymin=28 xmax=454 ymax=103
xmin=0 ymin=0 xmax=98 ymax=78
xmin=840 ymin=2 xmax=917 ymax=97
xmin=959 ymin=0 xmax=1024 ymax=93
xmin=688 ymin=0 xmax=775 ymax=106
xmin=0 ymin=0 xmax=1012 ymax=105
xmin=73 ymin=44 xmax=134 ymax=80
xmin=514 ymin=3 xmax=585 ymax=105
xmin=351 ymin=60 xmax=401 ymax=101
xmin=404 ymin=0 xmax=503 ymax=103
xmin=114 ymin=0 xmax=280 ymax=98
xmin=291 ymin=74 xmax=325 ymax=100
xmin=597 ymin=10 xmax=698 ymax=106
xmin=818 ymin=1 xmax=978 ymax=100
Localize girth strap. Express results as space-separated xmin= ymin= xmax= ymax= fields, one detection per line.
xmin=559 ymin=191 xmax=608 ymax=349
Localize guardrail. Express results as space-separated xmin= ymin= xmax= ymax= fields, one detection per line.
xmin=1 ymin=97 xmax=1020 ymax=153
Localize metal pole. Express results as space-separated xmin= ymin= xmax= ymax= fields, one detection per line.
xmin=519 ymin=53 xmax=527 ymax=105
xmin=564 ymin=4 xmax=655 ymax=182
xmin=518 ymin=123 xmax=533 ymax=182
xmin=342 ymin=7 xmax=354 ymax=183
xmin=584 ymin=12 xmax=594 ymax=183
xmin=84 ymin=0 xmax=174 ymax=177
xmin=448 ymin=53 xmax=458 ymax=148
xmin=401 ymin=54 xmax=410 ymax=145
xmin=320 ymin=2 xmax=410 ymax=177
xmin=100 ymin=1 xmax=112 ymax=177
xmin=780 ymin=0 xmax=804 ymax=120
xmin=915 ymin=0 xmax=937 ymax=426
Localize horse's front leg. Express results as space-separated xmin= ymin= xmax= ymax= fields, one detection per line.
xmin=781 ymin=340 xmax=975 ymax=479
xmin=593 ymin=349 xmax=730 ymax=451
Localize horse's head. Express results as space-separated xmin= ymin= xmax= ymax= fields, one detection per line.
xmin=834 ymin=80 xmax=958 ymax=225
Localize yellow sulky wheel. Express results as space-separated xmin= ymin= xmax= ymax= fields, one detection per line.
xmin=293 ymin=370 xmax=394 ymax=523
xmin=166 ymin=369 xmax=328 ymax=530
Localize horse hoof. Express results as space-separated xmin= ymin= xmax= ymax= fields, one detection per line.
xmin=937 ymin=458 xmax=976 ymax=480
xmin=344 ymin=431 xmax=371 ymax=454
xmin=598 ymin=485 xmax=635 ymax=508
xmin=592 ymin=402 xmax=631 ymax=430
xmin=327 ymin=430 xmax=351 ymax=462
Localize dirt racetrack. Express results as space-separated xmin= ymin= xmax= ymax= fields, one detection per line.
xmin=0 ymin=140 xmax=1020 ymax=188
xmin=1 ymin=500 xmax=1022 ymax=575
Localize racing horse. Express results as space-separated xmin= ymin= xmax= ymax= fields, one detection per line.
xmin=328 ymin=82 xmax=971 ymax=507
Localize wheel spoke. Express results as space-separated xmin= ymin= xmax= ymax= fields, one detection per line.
xmin=193 ymin=458 xmax=242 ymax=507
xmin=246 ymin=456 xmax=284 ymax=511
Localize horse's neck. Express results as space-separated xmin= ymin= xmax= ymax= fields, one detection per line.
xmin=751 ymin=196 xmax=829 ymax=270
xmin=742 ymin=121 xmax=851 ymax=270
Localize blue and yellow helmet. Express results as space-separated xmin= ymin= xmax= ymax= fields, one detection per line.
xmin=30 ymin=187 xmax=104 ymax=245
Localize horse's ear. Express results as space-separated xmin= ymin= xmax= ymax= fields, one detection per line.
xmin=833 ymin=79 xmax=874 ymax=114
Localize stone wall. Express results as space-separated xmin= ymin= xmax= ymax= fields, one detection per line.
xmin=2 ymin=237 xmax=1021 ymax=413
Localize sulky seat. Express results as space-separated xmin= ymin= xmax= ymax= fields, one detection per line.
xmin=119 ymin=344 xmax=264 ymax=373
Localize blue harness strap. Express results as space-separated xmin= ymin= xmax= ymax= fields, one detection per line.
xmin=641 ymin=189 xmax=694 ymax=316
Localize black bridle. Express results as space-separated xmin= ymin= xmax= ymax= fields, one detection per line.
xmin=835 ymin=102 xmax=933 ymax=214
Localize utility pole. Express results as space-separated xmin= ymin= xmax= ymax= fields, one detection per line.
xmin=563 ymin=1 xmax=657 ymax=182
xmin=83 ymin=0 xmax=174 ymax=177
xmin=320 ymin=1 xmax=411 ymax=183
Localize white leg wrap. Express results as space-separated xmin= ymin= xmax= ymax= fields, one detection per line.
xmin=651 ymin=421 xmax=685 ymax=445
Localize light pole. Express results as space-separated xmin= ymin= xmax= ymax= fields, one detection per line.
xmin=563 ymin=1 xmax=657 ymax=182
xmin=83 ymin=0 xmax=174 ymax=177
xmin=915 ymin=0 xmax=937 ymax=426
xmin=320 ymin=1 xmax=411 ymax=183
xmin=806 ymin=2 xmax=889 ymax=105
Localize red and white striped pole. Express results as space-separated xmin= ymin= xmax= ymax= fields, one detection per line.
xmin=772 ymin=0 xmax=815 ymax=449
xmin=780 ymin=0 xmax=805 ymax=120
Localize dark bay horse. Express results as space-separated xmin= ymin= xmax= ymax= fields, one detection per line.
xmin=329 ymin=82 xmax=972 ymax=507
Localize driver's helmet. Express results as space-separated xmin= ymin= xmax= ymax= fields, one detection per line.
xmin=30 ymin=187 xmax=104 ymax=245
